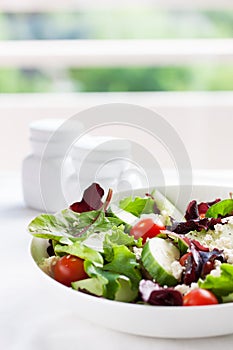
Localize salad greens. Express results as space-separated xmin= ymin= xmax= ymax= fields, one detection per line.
xmin=119 ymin=196 xmax=156 ymax=217
xmin=29 ymin=183 xmax=233 ymax=306
xmin=28 ymin=209 xmax=124 ymax=242
xmin=119 ymin=189 xmax=183 ymax=222
xmin=73 ymin=261 xmax=138 ymax=302
xmin=198 ymin=263 xmax=233 ymax=297
xmin=55 ymin=242 xmax=104 ymax=266
xmin=205 ymin=199 xmax=233 ymax=219
xmin=71 ymin=228 xmax=142 ymax=301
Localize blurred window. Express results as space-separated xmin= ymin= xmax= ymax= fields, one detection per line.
xmin=0 ymin=1 xmax=232 ymax=93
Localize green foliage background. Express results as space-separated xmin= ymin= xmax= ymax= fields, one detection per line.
xmin=0 ymin=10 xmax=232 ymax=93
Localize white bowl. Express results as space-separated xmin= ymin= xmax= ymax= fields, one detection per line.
xmin=30 ymin=184 xmax=233 ymax=338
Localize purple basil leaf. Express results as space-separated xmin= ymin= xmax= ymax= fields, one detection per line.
xmin=139 ymin=280 xmax=183 ymax=306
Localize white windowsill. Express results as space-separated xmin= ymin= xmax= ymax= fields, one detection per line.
xmin=0 ymin=39 xmax=232 ymax=68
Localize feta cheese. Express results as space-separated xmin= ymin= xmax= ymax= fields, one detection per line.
xmin=222 ymin=216 xmax=233 ymax=225
xmin=224 ymin=249 xmax=233 ymax=264
xmin=174 ymin=284 xmax=190 ymax=295
xmin=133 ymin=246 xmax=142 ymax=260
xmin=214 ymin=223 xmax=224 ymax=234
xmin=210 ymin=260 xmax=222 ymax=277
xmin=203 ymin=234 xmax=213 ymax=246
xmin=174 ymin=282 xmax=198 ymax=295
xmin=187 ymin=218 xmax=233 ymax=252
xmin=215 ymin=237 xmax=232 ymax=250
xmin=214 ymin=259 xmax=222 ymax=268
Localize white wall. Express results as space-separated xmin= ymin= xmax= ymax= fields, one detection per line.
xmin=1 ymin=92 xmax=232 ymax=172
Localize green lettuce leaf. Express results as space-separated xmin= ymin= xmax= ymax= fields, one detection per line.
xmin=103 ymin=245 xmax=141 ymax=290
xmin=72 ymin=239 xmax=141 ymax=301
xmin=73 ymin=260 xmax=138 ymax=302
xmin=222 ymin=293 xmax=233 ymax=303
xmin=72 ymin=277 xmax=104 ymax=297
xmin=28 ymin=209 xmax=121 ymax=242
xmin=106 ymin=209 xmax=132 ymax=232
xmin=104 ymin=226 xmax=137 ymax=247
xmin=119 ymin=190 xmax=183 ymax=220
xmin=83 ymin=261 xmax=122 ymax=300
xmin=205 ymin=199 xmax=233 ymax=219
xmin=198 ymin=263 xmax=233 ymax=297
xmin=119 ymin=196 xmax=155 ymax=217
xmin=54 ymin=241 xmax=103 ymax=266
xmin=103 ymin=225 xmax=142 ymax=261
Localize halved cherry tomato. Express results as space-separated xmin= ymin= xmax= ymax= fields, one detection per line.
xmin=130 ymin=218 xmax=165 ymax=244
xmin=54 ymin=254 xmax=88 ymax=287
xmin=183 ymin=288 xmax=218 ymax=306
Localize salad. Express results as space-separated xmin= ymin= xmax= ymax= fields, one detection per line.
xmin=29 ymin=183 xmax=233 ymax=307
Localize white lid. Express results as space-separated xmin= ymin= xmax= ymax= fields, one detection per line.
xmin=30 ymin=119 xmax=83 ymax=142
xmin=72 ymin=135 xmax=132 ymax=162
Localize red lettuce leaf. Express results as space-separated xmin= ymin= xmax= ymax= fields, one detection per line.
xmin=185 ymin=200 xmax=199 ymax=221
xmin=139 ymin=280 xmax=183 ymax=306
xmin=183 ymin=254 xmax=197 ymax=285
xmin=169 ymin=217 xmax=222 ymax=235
xmin=70 ymin=183 xmax=104 ymax=213
xmin=191 ymin=239 xmax=209 ymax=252
xmin=198 ymin=199 xmax=221 ymax=216
xmin=182 ymin=244 xmax=225 ymax=285
xmin=185 ymin=198 xmax=221 ymax=220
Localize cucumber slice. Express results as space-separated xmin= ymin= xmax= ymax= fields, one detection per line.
xmin=117 ymin=189 xmax=183 ymax=222
xmin=152 ymin=190 xmax=183 ymax=222
xmin=158 ymin=231 xmax=189 ymax=255
xmin=141 ymin=237 xmax=180 ymax=287
xmin=110 ymin=204 xmax=138 ymax=226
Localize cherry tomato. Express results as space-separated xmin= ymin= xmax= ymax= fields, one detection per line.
xmin=130 ymin=218 xmax=165 ymax=244
xmin=179 ymin=252 xmax=192 ymax=266
xmin=54 ymin=255 xmax=88 ymax=287
xmin=183 ymin=288 xmax=218 ymax=306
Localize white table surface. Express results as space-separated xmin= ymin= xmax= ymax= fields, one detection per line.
xmin=1 ymin=171 xmax=233 ymax=350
